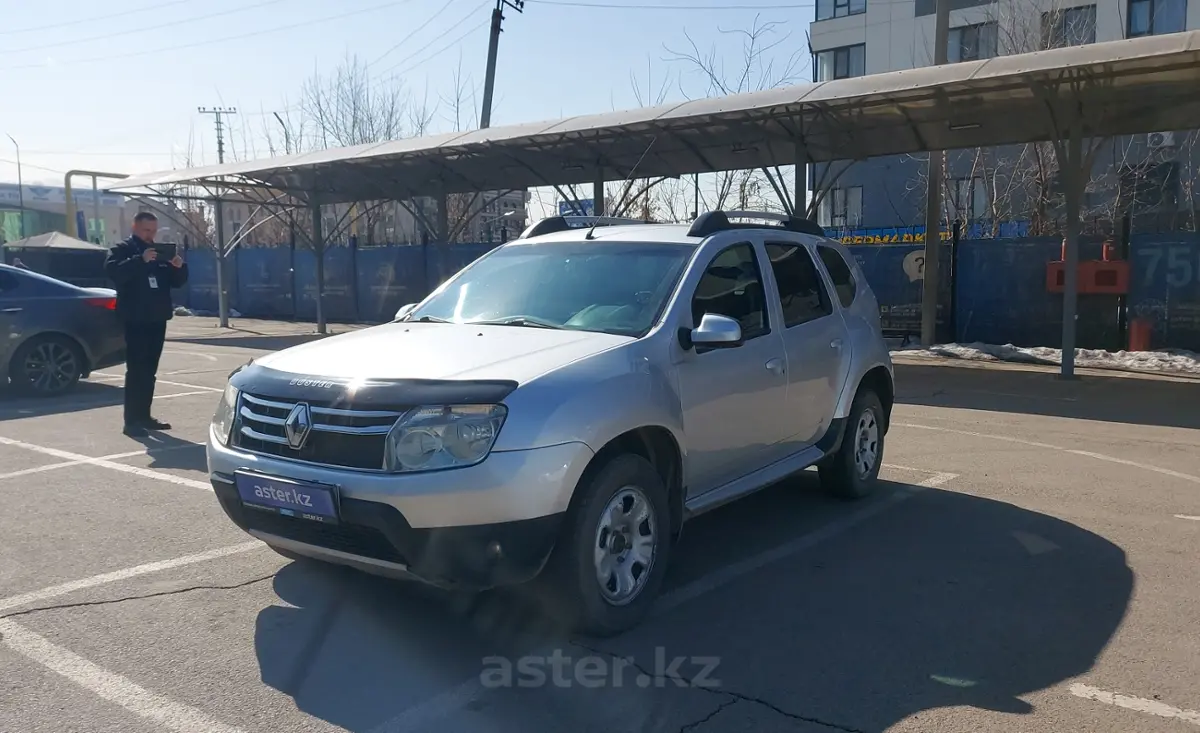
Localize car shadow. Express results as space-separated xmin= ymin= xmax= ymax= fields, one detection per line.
xmin=0 ymin=379 xmax=125 ymax=422
xmin=130 ymin=431 xmax=207 ymax=471
xmin=251 ymin=471 xmax=1132 ymax=732
xmin=895 ymin=360 xmax=1200 ymax=430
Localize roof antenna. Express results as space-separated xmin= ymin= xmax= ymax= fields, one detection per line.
xmin=585 ymin=136 xmax=657 ymax=240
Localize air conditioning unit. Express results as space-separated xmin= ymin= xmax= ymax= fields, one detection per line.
xmin=1147 ymin=131 xmax=1176 ymax=149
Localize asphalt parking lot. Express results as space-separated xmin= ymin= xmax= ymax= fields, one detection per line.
xmin=2 ymin=318 xmax=1199 ymax=732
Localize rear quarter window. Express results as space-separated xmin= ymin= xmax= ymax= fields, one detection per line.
xmin=817 ymin=245 xmax=857 ymax=308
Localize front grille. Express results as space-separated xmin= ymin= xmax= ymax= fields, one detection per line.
xmin=234 ymin=392 xmax=402 ymax=470
xmin=241 ymin=508 xmax=405 ymax=564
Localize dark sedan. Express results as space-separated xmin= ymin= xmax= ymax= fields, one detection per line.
xmin=0 ymin=263 xmax=126 ymax=396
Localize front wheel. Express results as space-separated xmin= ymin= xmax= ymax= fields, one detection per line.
xmin=819 ymin=389 xmax=885 ymax=500
xmin=547 ymin=454 xmax=671 ymax=637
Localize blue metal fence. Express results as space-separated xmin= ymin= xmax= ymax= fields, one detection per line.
xmin=176 ymin=235 xmax=1200 ymax=351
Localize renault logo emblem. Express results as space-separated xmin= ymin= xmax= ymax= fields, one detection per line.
xmin=283 ymin=403 xmax=313 ymax=449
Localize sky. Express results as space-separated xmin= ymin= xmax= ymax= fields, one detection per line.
xmin=0 ymin=0 xmax=815 ymax=187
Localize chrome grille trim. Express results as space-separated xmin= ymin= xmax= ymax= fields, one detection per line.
xmin=234 ymin=391 xmax=402 ymax=469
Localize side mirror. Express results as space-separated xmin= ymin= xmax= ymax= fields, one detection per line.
xmin=687 ymin=313 xmax=743 ymax=349
xmin=393 ymin=303 xmax=418 ymax=321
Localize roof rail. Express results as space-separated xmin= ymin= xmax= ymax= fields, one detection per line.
xmin=518 ymin=215 xmax=652 ymax=239
xmin=686 ymin=210 xmax=826 ymax=238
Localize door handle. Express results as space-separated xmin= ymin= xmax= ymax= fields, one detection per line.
xmin=830 ymin=338 xmax=843 ymax=350
xmin=0 ymin=307 xmax=21 ymax=314
xmin=765 ymin=358 xmax=786 ymax=376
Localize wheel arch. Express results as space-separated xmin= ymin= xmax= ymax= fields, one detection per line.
xmin=8 ymin=331 xmax=91 ymax=381
xmin=569 ymin=426 xmax=685 ymax=539
xmin=857 ymin=365 xmax=894 ymax=432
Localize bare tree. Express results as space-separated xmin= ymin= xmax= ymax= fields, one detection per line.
xmin=900 ymin=0 xmax=1183 ymax=237
xmin=667 ymin=16 xmax=820 ymax=218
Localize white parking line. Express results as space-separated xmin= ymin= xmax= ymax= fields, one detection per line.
xmin=1070 ymin=683 xmax=1200 ymax=725
xmin=1176 ymin=515 xmax=1200 ymax=521
xmin=0 ymin=618 xmax=248 ymax=733
xmin=0 ymin=436 xmax=211 ymax=491
xmin=0 ymin=442 xmax=202 ymax=482
xmin=164 ymin=349 xmax=220 ymax=362
xmin=898 ymin=422 xmax=1200 ymax=485
xmin=91 ymin=372 xmax=223 ymax=393
xmin=0 ymin=542 xmax=261 ymax=615
xmin=371 ymin=465 xmax=958 ymax=733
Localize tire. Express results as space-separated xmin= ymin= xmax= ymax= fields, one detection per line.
xmin=819 ymin=389 xmax=885 ymax=500
xmin=9 ymin=335 xmax=85 ymax=397
xmin=547 ymin=454 xmax=671 ymax=637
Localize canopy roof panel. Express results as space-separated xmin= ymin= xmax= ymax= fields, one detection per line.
xmin=107 ymin=31 xmax=1200 ymax=204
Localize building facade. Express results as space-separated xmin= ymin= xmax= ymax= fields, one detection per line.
xmin=808 ymin=0 xmax=1200 ymax=233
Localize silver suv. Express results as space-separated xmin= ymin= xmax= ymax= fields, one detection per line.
xmin=206 ymin=211 xmax=894 ymax=635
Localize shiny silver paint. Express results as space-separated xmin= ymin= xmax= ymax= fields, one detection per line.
xmin=207 ymin=223 xmax=892 ymax=544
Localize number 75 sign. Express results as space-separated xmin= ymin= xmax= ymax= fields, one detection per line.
xmin=1138 ymin=244 xmax=1200 ymax=289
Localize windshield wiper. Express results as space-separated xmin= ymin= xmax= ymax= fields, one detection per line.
xmin=413 ymin=315 xmax=452 ymax=323
xmin=471 ymin=317 xmax=562 ymax=329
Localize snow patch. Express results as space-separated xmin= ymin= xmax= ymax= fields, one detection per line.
xmin=894 ymin=341 xmax=1200 ymax=376
xmin=173 ymin=306 xmax=241 ymax=318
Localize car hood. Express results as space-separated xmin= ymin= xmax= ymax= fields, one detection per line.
xmin=254 ymin=322 xmax=633 ymax=383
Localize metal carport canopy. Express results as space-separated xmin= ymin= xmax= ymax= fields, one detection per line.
xmin=107 ymin=31 xmax=1200 ymax=203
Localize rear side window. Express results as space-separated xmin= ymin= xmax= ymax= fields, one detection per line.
xmin=765 ymin=243 xmax=832 ymax=327
xmin=817 ymin=245 xmax=857 ymax=308
xmin=691 ymin=243 xmax=769 ymax=340
xmin=0 ymin=271 xmax=20 ymax=294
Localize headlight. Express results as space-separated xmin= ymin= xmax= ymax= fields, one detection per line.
xmin=211 ymin=382 xmax=240 ymax=446
xmin=383 ymin=404 xmax=507 ymax=472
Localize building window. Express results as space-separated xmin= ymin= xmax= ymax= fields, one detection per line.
xmin=815 ymin=44 xmax=866 ymax=81
xmin=1128 ymin=0 xmax=1186 ymax=36
xmin=817 ymin=186 xmax=863 ymax=228
xmin=816 ymin=0 xmax=866 ymax=21
xmin=951 ymin=177 xmax=988 ymax=220
xmin=947 ymin=22 xmax=997 ymax=62
xmin=1042 ymin=5 xmax=1096 ymax=47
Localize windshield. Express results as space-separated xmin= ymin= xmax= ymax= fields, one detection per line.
xmin=408 ymin=240 xmax=694 ymax=336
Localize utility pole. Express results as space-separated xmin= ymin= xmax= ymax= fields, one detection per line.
xmin=479 ymin=0 xmax=524 ymax=130
xmin=920 ymin=0 xmax=951 ymax=347
xmin=199 ymin=106 xmax=237 ymax=328
xmin=5 ymin=133 xmax=24 ymax=240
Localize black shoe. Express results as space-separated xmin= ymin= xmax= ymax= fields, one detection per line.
xmin=123 ymin=424 xmax=148 ymax=438
xmin=143 ymin=417 xmax=172 ymax=430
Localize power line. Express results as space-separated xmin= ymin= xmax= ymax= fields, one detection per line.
xmin=386 ymin=19 xmax=490 ymax=79
xmin=375 ymin=1 xmax=489 ymax=78
xmin=0 ymin=0 xmax=190 ymax=36
xmin=2 ymin=0 xmax=415 ymax=71
xmin=21 ymin=150 xmax=177 ymax=156
xmin=526 ymin=0 xmax=813 ymax=7
xmin=2 ymin=0 xmax=289 ymax=56
xmin=0 ymin=158 xmax=69 ymax=175
xmin=368 ymin=0 xmax=461 ymax=69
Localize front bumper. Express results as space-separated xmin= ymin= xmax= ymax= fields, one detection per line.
xmin=207 ymin=433 xmax=594 ymax=590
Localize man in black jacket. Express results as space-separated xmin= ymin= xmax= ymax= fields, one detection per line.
xmin=105 ymin=212 xmax=188 ymax=437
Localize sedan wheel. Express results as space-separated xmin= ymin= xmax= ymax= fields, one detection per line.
xmin=12 ymin=337 xmax=83 ymax=396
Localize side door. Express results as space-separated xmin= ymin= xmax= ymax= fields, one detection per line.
xmin=762 ymin=240 xmax=849 ymax=447
xmin=0 ymin=269 xmax=30 ymax=371
xmin=675 ymin=240 xmax=790 ymax=496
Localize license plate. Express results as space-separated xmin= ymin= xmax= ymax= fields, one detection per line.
xmin=234 ymin=472 xmax=339 ymax=523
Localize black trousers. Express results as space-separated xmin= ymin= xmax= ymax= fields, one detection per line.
xmin=123 ymin=321 xmax=167 ymax=425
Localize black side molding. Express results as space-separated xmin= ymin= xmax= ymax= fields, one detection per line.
xmin=814 ymin=417 xmax=846 ymax=457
